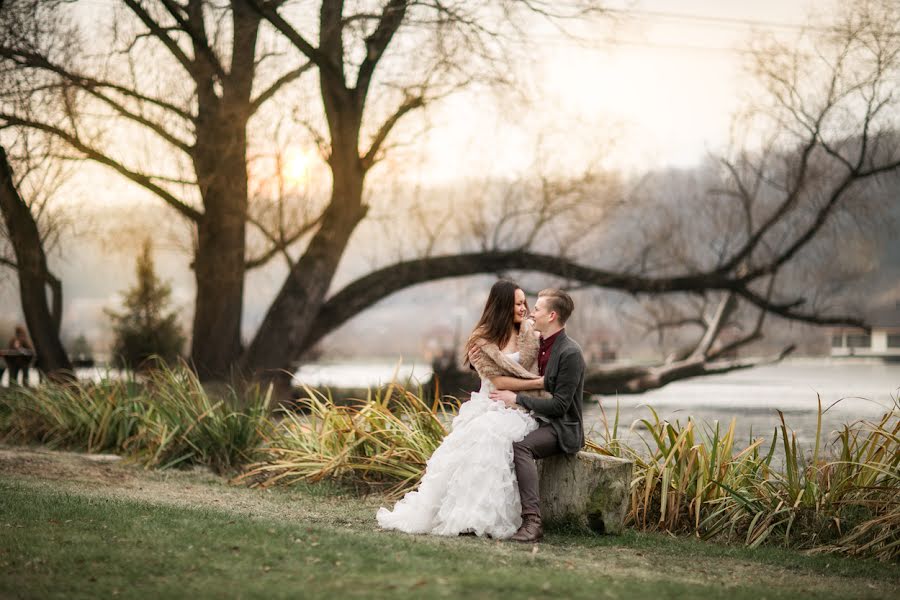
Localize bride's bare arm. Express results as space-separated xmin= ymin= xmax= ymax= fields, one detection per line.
xmin=490 ymin=375 xmax=544 ymax=392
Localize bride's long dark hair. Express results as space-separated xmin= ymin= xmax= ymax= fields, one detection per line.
xmin=464 ymin=280 xmax=526 ymax=364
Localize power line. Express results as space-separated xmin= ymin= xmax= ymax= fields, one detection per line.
xmin=595 ymin=38 xmax=757 ymax=56
xmin=531 ymin=5 xmax=900 ymax=57
xmin=532 ymin=33 xmax=773 ymax=57
xmin=605 ymin=7 xmax=824 ymax=33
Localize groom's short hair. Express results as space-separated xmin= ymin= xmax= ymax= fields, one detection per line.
xmin=538 ymin=288 xmax=574 ymax=324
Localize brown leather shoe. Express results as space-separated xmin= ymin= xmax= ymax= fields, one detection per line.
xmin=511 ymin=514 xmax=543 ymax=542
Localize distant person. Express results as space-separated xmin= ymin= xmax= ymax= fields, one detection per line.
xmin=6 ymin=325 xmax=34 ymax=387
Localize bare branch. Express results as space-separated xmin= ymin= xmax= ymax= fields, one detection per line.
xmin=690 ymin=292 xmax=737 ymax=359
xmin=361 ymin=93 xmax=424 ymax=169
xmin=245 ymin=211 xmax=324 ymax=270
xmin=354 ymin=0 xmax=408 ymax=98
xmin=737 ymin=284 xmax=865 ymax=329
xmin=0 ymin=46 xmax=194 ymax=121
xmin=586 ymin=345 xmax=795 ymax=395
xmin=0 ymin=114 xmax=202 ymax=222
xmin=249 ymin=61 xmax=314 ymax=114
xmin=719 ymin=126 xmax=822 ymax=274
xmin=242 ymin=0 xmax=339 ymax=79
xmin=159 ymin=0 xmax=228 ymax=82
xmin=122 ymin=0 xmax=197 ymax=81
xmin=707 ymin=275 xmax=776 ymax=359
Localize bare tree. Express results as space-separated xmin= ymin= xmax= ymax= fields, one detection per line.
xmin=0 ymin=1 xmax=74 ymax=377
xmin=0 ymin=0 xmax=604 ymax=380
xmin=581 ymin=0 xmax=900 ymax=393
xmin=1 ymin=0 xmax=897 ymax=398
xmin=0 ymin=0 xmax=607 ymax=383
xmin=0 ymin=0 xmax=308 ymax=376
xmin=0 ymin=142 xmax=73 ymax=377
xmin=236 ymin=0 xmax=614 ymax=386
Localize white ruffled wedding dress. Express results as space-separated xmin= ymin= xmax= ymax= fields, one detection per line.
xmin=376 ymin=352 xmax=539 ymax=538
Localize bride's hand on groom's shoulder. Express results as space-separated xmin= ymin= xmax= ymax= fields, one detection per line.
xmin=467 ymin=344 xmax=483 ymax=363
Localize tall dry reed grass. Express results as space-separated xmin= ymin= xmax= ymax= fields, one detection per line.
xmin=0 ymin=363 xmax=270 ymax=473
xmin=237 ymin=383 xmax=453 ymax=495
xmin=592 ymin=397 xmax=899 ymax=561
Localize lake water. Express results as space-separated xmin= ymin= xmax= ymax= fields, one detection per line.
xmin=584 ymin=359 xmax=899 ymax=451
xmin=293 ymin=361 xmax=435 ymax=389
xmin=294 ymin=357 xmax=900 ymax=451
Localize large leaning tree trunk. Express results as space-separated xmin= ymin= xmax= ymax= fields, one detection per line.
xmin=0 ymin=145 xmax=73 ymax=378
xmin=240 ymin=0 xmax=404 ymax=391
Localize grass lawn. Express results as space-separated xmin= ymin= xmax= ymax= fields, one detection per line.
xmin=0 ymin=446 xmax=898 ymax=599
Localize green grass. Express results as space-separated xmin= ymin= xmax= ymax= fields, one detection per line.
xmin=1 ymin=475 xmax=898 ymax=600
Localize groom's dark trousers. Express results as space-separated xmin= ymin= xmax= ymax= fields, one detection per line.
xmin=513 ymin=425 xmax=563 ymax=517
xmin=514 ymin=329 xmax=586 ymax=519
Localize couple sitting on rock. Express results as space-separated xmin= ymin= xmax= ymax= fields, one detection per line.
xmin=377 ymin=282 xmax=585 ymax=543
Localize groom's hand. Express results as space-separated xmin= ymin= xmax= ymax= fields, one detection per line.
xmin=489 ymin=390 xmax=517 ymax=407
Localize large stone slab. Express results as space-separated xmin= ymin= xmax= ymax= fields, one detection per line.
xmin=537 ymin=451 xmax=633 ymax=534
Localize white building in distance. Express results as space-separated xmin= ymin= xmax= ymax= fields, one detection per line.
xmin=830 ymin=302 xmax=900 ymax=359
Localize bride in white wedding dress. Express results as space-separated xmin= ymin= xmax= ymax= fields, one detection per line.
xmin=376 ymin=280 xmax=545 ymax=538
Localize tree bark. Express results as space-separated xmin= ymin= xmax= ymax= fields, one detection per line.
xmin=188 ymin=2 xmax=259 ymax=378
xmin=190 ymin=123 xmax=249 ymax=378
xmin=240 ymin=18 xmax=371 ymax=393
xmin=0 ymin=145 xmax=73 ymax=379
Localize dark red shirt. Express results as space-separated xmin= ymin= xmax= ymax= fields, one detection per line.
xmin=538 ymin=329 xmax=563 ymax=376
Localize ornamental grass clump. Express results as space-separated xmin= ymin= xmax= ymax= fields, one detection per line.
xmin=127 ymin=364 xmax=272 ymax=472
xmin=239 ymin=382 xmax=452 ymax=495
xmin=594 ymin=397 xmax=900 ymax=561
xmin=3 ymin=369 xmax=897 ymax=560
xmin=0 ymin=363 xmax=271 ymax=474
xmin=0 ymin=376 xmax=144 ymax=453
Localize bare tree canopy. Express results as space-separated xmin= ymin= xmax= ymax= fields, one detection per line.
xmin=1 ymin=0 xmax=898 ymax=394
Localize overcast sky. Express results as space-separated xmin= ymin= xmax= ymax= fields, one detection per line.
xmin=408 ymin=0 xmax=819 ymax=181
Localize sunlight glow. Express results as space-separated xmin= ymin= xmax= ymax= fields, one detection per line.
xmin=282 ymin=148 xmax=311 ymax=186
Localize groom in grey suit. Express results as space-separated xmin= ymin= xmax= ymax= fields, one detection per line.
xmin=490 ymin=288 xmax=585 ymax=542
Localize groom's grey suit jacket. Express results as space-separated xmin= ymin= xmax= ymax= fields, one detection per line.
xmin=514 ymin=330 xmax=585 ymax=454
